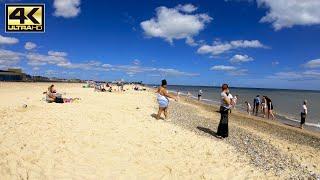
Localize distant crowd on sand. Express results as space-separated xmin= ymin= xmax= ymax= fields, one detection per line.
xmin=44 ymin=81 xmax=146 ymax=104
xmin=155 ymin=80 xmax=309 ymax=139
xmin=83 ymin=81 xmax=146 ymax=92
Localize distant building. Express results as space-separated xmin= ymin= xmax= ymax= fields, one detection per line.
xmin=32 ymin=76 xmax=50 ymax=82
xmin=0 ymin=69 xmax=27 ymax=81
xmin=0 ymin=68 xmax=85 ymax=82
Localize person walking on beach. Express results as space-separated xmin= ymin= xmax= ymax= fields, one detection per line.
xmin=156 ymin=79 xmax=178 ymax=120
xmin=217 ymin=84 xmax=232 ymax=138
xmin=232 ymin=95 xmax=238 ymax=109
xmin=176 ymin=90 xmax=180 ymax=97
xmin=264 ymin=96 xmax=275 ymax=120
xmin=300 ymin=100 xmax=308 ymax=129
xmin=261 ymin=96 xmax=267 ymax=118
xmin=245 ymin=101 xmax=251 ymax=115
xmin=252 ymin=95 xmax=261 ymax=116
xmin=198 ymin=89 xmax=203 ymax=101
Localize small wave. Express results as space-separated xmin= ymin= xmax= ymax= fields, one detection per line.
xmin=305 ymin=122 xmax=320 ymax=128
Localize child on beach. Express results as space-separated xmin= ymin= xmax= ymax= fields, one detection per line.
xmin=245 ymin=101 xmax=251 ymax=115
xmin=232 ymin=95 xmax=238 ymax=109
xmin=155 ymin=80 xmax=178 ymax=120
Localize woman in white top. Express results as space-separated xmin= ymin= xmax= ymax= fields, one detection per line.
xmin=217 ymin=84 xmax=232 ymax=138
xmin=300 ymin=100 xmax=308 ymax=129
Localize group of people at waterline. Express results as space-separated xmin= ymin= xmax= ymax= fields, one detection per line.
xmin=155 ymin=80 xmax=309 ymax=139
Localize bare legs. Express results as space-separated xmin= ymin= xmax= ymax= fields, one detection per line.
xmin=156 ymin=107 xmax=168 ymax=120
xmin=268 ymin=109 xmax=275 ymax=120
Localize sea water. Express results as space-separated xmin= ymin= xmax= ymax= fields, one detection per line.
xmin=165 ymin=85 xmax=320 ymax=131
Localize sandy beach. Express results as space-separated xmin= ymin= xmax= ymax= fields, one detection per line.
xmin=0 ymin=82 xmax=319 ymax=179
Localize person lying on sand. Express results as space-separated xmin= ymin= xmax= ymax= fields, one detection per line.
xmin=46 ymin=84 xmax=80 ymax=103
xmin=156 ymin=79 xmax=177 ymax=120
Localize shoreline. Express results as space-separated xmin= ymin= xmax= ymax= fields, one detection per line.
xmin=168 ymin=89 xmax=320 ymax=133
xmin=164 ymin=94 xmax=320 ymax=178
xmin=178 ymin=95 xmax=320 ymax=139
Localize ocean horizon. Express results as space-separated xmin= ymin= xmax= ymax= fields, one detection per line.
xmin=149 ymin=84 xmax=320 ymax=131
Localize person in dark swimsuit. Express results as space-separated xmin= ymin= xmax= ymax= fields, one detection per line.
xmin=300 ymin=100 xmax=308 ymax=129
xmin=264 ymin=96 xmax=275 ymax=120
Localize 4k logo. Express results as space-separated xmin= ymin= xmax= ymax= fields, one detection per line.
xmin=5 ymin=4 xmax=45 ymax=32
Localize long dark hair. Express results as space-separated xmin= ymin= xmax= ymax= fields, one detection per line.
xmin=161 ymin=79 xmax=167 ymax=87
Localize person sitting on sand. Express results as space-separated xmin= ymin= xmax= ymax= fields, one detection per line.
xmin=156 ymin=79 xmax=178 ymax=120
xmin=300 ymin=100 xmax=308 ymax=129
xmin=46 ymin=84 xmax=79 ymax=103
xmin=264 ymin=96 xmax=275 ymax=120
xmin=217 ymin=84 xmax=233 ymax=138
xmin=245 ymin=101 xmax=251 ymax=115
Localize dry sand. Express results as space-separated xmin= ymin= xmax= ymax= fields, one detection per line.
xmin=0 ymin=82 xmax=269 ymax=179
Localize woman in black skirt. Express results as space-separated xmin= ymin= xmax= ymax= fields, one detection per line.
xmin=217 ymin=84 xmax=232 ymax=138
xmin=300 ymin=100 xmax=308 ymax=129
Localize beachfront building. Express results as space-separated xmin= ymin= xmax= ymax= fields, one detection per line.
xmin=0 ymin=69 xmax=27 ymax=81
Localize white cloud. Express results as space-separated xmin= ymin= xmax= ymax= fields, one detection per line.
xmin=102 ymin=64 xmax=199 ymax=77
xmin=210 ymin=65 xmax=237 ymax=71
xmin=269 ymin=70 xmax=320 ymax=81
xmin=48 ymin=50 xmax=68 ymax=57
xmin=257 ymin=0 xmax=320 ymax=30
xmin=45 ymin=70 xmax=58 ymax=76
xmin=0 ymin=35 xmax=19 ymax=45
xmin=26 ymin=53 xmax=69 ymax=66
xmin=230 ymin=40 xmax=265 ymax=48
xmin=53 ymin=0 xmax=81 ymax=18
xmin=304 ymin=59 xmax=320 ymax=69
xmin=210 ymin=65 xmax=248 ymax=76
xmin=197 ymin=40 xmax=266 ymax=56
xmin=132 ymin=59 xmax=140 ymax=65
xmin=140 ymin=4 xmax=212 ymax=44
xmin=24 ymin=42 xmax=37 ymax=50
xmin=175 ymin=4 xmax=198 ymax=13
xmin=185 ymin=37 xmax=198 ymax=46
xmin=0 ymin=49 xmax=22 ymax=68
xmin=230 ymin=54 xmax=254 ymax=63
xmin=272 ymin=61 xmax=279 ymax=66
xmin=229 ymin=69 xmax=248 ymax=76
xmin=157 ymin=68 xmax=199 ymax=76
xmin=32 ymin=67 xmax=40 ymax=71
xmin=26 ymin=50 xmax=197 ymax=77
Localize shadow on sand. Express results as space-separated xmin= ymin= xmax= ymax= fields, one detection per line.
xmin=197 ymin=126 xmax=222 ymax=139
xmin=150 ymin=113 xmax=164 ymax=120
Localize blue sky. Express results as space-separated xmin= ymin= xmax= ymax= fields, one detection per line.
xmin=0 ymin=0 xmax=320 ymax=90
